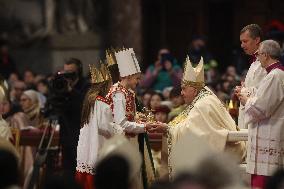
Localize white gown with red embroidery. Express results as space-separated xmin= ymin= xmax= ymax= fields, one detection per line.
xmin=106 ymin=83 xmax=145 ymax=189
xmin=106 ymin=83 xmax=144 ymax=133
xmin=75 ymin=96 xmax=123 ymax=189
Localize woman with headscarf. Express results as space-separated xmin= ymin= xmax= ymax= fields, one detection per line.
xmin=19 ymin=90 xmax=44 ymax=127
xmin=9 ymin=90 xmax=45 ymax=188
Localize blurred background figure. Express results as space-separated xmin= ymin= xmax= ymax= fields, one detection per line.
xmin=187 ymin=35 xmax=215 ymax=67
xmin=162 ymin=86 xmax=173 ymax=101
xmin=36 ymin=79 xmax=50 ymax=98
xmin=0 ymin=143 xmax=20 ymax=189
xmin=265 ymin=20 xmax=284 ymax=64
xmin=0 ymin=40 xmax=16 ymax=79
xmin=141 ymin=49 xmax=182 ymax=91
xmin=0 ymin=98 xmax=19 ymax=123
xmin=168 ymin=87 xmax=185 ymax=121
xmin=18 ymin=90 xmax=44 ymax=128
xmin=172 ymin=173 xmax=206 ymax=189
xmin=149 ymin=92 xmax=164 ymax=111
xmin=95 ymin=135 xmax=142 ymax=189
xmin=8 ymin=72 xmax=20 ymax=86
xmin=265 ymin=169 xmax=284 ymax=189
xmin=95 ymin=155 xmax=130 ymax=189
xmin=44 ymin=173 xmax=82 ymax=189
xmin=153 ymin=105 xmax=170 ymax=123
xmin=10 ymin=81 xmax=27 ymax=111
xmin=149 ymin=180 xmax=173 ymax=189
xmin=141 ymin=90 xmax=154 ymax=110
xmin=23 ymin=70 xmax=36 ymax=90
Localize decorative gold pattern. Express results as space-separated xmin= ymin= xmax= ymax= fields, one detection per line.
xmin=11 ymin=128 xmax=20 ymax=152
xmin=181 ymin=80 xmax=205 ymax=89
xmin=168 ymin=88 xmax=211 ymax=127
xmin=106 ymin=48 xmax=117 ymax=67
xmin=100 ymin=63 xmax=112 ymax=82
xmin=106 ymin=83 xmax=136 ymax=121
xmin=89 ymin=62 xmax=111 ymax=84
xmin=167 ymin=88 xmax=212 ymax=178
xmin=167 ymin=126 xmax=173 ymax=180
xmin=136 ymin=107 xmax=155 ymax=123
xmin=182 ymin=56 xmax=204 ymax=86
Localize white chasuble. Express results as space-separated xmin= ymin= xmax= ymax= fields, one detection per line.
xmin=167 ymin=88 xmax=246 ymax=177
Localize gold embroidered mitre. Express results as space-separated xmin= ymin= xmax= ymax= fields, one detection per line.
xmin=182 ymin=56 xmax=205 ymax=88
xmin=106 ymin=48 xmax=117 ymax=67
xmin=89 ymin=61 xmax=111 ymax=84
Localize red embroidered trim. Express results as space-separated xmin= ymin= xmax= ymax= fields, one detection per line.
xmin=106 ymin=83 xmax=136 ymax=121
xmin=96 ymin=95 xmax=110 ymax=105
xmin=250 ymin=146 xmax=284 ymax=156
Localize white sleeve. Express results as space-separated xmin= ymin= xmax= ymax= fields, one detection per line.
xmin=112 ymin=92 xmax=145 ymax=133
xmin=96 ymin=100 xmax=123 ymax=137
xmin=245 ymin=72 xmax=284 ymax=124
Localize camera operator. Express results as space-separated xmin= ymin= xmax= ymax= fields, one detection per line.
xmin=50 ymin=58 xmax=89 ymax=176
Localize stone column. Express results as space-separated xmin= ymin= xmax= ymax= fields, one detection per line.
xmin=108 ymin=0 xmax=143 ymax=60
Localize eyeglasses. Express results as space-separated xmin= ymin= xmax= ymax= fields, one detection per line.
xmin=256 ymin=52 xmax=266 ymax=57
xmin=20 ymin=98 xmax=29 ymax=102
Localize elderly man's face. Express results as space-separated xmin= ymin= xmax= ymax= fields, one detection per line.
xmin=256 ymin=45 xmax=269 ymax=68
xmin=240 ymin=30 xmax=260 ymax=55
xmin=181 ymin=85 xmax=198 ymax=104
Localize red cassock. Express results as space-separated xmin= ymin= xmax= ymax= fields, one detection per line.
xmin=251 ymin=174 xmax=269 ymax=189
xmin=75 ymin=171 xmax=95 ymax=189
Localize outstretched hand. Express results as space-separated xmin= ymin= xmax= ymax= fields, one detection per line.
xmin=145 ymin=122 xmax=168 ymax=134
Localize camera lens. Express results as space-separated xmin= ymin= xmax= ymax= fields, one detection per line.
xmin=51 ymin=75 xmax=69 ymax=94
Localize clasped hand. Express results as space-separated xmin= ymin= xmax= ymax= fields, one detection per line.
xmin=234 ymin=84 xmax=248 ymax=106
xmin=145 ymin=122 xmax=168 ymax=133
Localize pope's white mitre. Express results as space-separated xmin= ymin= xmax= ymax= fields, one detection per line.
xmin=182 ymin=56 xmax=205 ymax=87
xmin=115 ymin=48 xmax=141 ymax=77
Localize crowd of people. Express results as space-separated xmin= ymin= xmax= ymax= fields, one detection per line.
xmin=0 ymin=23 xmax=283 ymax=189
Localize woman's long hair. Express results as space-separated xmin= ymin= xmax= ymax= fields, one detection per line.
xmin=80 ymin=80 xmax=111 ymax=127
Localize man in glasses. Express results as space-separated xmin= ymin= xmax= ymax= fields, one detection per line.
xmin=238 ymin=40 xmax=284 ymax=189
